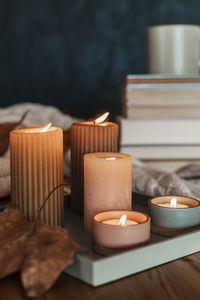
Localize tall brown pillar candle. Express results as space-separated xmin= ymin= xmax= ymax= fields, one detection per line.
xmin=71 ymin=113 xmax=119 ymax=215
xmin=10 ymin=124 xmax=64 ymax=226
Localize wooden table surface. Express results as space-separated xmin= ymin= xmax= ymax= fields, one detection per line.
xmin=0 ymin=251 xmax=200 ymax=300
xmin=1 ymin=194 xmax=200 ymax=300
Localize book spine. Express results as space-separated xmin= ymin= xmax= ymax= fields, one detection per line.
xmin=125 ymin=106 xmax=200 ymax=119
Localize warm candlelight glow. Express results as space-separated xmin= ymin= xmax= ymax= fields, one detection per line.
xmin=101 ymin=214 xmax=138 ymax=226
xmin=118 ymin=214 xmax=127 ymax=226
xmin=94 ymin=112 xmax=109 ymax=124
xmin=171 ymin=197 xmax=177 ymax=208
xmin=157 ymin=197 xmax=189 ymax=208
xmin=40 ymin=122 xmax=52 ymax=132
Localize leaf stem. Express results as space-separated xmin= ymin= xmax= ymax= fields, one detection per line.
xmin=37 ymin=181 xmax=72 ymax=219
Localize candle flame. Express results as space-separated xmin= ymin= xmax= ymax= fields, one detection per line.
xmin=40 ymin=123 xmax=52 ymax=132
xmin=170 ymin=197 xmax=177 ymax=208
xmin=94 ymin=112 xmax=109 ymax=124
xmin=118 ymin=214 xmax=127 ymax=226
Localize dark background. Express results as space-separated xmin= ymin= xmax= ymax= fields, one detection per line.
xmin=1 ymin=0 xmax=200 ymax=119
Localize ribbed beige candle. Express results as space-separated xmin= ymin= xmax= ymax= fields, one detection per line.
xmin=10 ymin=126 xmax=64 ymax=226
xmin=84 ymin=153 xmax=132 ymax=233
xmin=71 ymin=116 xmax=118 ymax=215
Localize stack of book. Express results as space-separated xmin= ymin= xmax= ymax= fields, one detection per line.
xmin=120 ymin=74 xmax=200 ymax=170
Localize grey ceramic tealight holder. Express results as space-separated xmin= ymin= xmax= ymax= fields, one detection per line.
xmin=149 ymin=195 xmax=200 ymax=232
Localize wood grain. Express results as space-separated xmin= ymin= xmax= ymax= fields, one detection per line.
xmin=1 ymin=252 xmax=200 ymax=299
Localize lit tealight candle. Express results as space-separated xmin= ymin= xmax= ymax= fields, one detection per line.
xmin=102 ymin=214 xmax=138 ymax=226
xmin=157 ymin=197 xmax=189 ymax=208
xmin=92 ymin=211 xmax=151 ymax=252
xmin=149 ymin=195 xmax=200 ymax=229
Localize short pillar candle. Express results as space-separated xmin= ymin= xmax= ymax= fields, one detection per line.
xmin=71 ymin=113 xmax=118 ymax=216
xmin=10 ymin=124 xmax=64 ymax=226
xmin=84 ymin=152 xmax=132 ymax=233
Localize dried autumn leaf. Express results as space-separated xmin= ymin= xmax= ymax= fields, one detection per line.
xmin=21 ymin=219 xmax=82 ymax=297
xmin=0 ymin=200 xmax=82 ymax=297
xmin=0 ymin=110 xmax=28 ymax=156
xmin=0 ymin=204 xmax=32 ymax=279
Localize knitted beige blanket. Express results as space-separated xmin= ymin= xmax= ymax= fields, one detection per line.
xmin=1 ymin=103 xmax=200 ymax=200
xmin=0 ymin=103 xmax=76 ymax=198
xmin=133 ymin=160 xmax=200 ymax=200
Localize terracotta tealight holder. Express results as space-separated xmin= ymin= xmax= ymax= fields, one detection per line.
xmin=92 ymin=211 xmax=150 ymax=255
xmin=149 ymin=195 xmax=200 ymax=236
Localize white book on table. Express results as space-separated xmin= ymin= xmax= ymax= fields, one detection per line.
xmin=119 ymin=117 xmax=200 ymax=146
xmin=120 ymin=145 xmax=200 ymax=160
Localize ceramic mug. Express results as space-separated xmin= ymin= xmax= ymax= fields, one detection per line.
xmin=146 ymin=24 xmax=200 ymax=74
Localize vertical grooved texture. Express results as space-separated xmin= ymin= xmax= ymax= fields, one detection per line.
xmin=10 ymin=127 xmax=64 ymax=226
xmin=71 ymin=122 xmax=119 ymax=215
